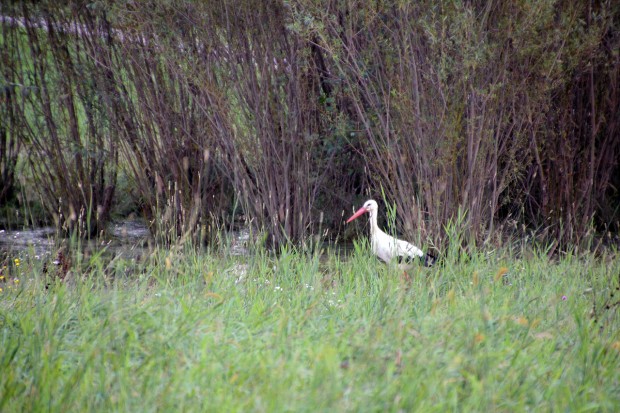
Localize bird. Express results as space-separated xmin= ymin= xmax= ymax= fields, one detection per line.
xmin=346 ymin=199 xmax=435 ymax=268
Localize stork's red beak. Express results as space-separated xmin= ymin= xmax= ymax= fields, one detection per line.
xmin=346 ymin=207 xmax=368 ymax=223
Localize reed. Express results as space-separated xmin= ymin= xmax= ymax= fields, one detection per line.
xmin=1 ymin=238 xmax=618 ymax=411
xmin=1 ymin=0 xmax=619 ymax=249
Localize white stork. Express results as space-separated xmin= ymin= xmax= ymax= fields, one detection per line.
xmin=346 ymin=199 xmax=435 ymax=268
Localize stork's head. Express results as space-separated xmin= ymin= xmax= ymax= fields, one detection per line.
xmin=346 ymin=199 xmax=378 ymax=223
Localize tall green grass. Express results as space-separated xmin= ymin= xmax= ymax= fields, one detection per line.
xmin=1 ymin=242 xmax=619 ymax=412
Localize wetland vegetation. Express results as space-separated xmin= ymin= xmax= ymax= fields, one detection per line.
xmin=1 ymin=1 xmax=619 ymax=411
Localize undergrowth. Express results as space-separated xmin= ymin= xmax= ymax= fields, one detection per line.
xmin=0 ymin=241 xmax=619 ymax=412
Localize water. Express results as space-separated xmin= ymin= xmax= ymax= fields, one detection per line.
xmin=0 ymin=221 xmax=151 ymax=262
xmin=0 ymin=220 xmax=252 ymax=262
xmin=0 ymin=222 xmax=355 ymax=285
xmin=0 ymin=227 xmax=56 ymax=259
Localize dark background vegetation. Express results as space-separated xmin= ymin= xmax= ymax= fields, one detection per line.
xmin=1 ymin=0 xmax=619 ymax=252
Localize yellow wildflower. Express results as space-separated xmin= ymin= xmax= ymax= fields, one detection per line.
xmin=494 ymin=267 xmax=508 ymax=282
xmin=13 ymin=278 xmax=19 ymax=284
xmin=515 ymin=316 xmax=529 ymax=326
xmin=14 ymin=258 xmax=20 ymax=267
xmin=447 ymin=289 xmax=455 ymax=304
xmin=0 ymin=275 xmax=5 ymax=281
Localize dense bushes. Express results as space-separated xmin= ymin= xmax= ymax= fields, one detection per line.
xmin=291 ymin=0 xmax=620 ymax=251
xmin=1 ymin=0 xmax=618 ymax=249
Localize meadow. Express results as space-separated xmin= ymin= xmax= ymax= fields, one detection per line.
xmin=1 ymin=241 xmax=619 ymax=412
xmin=2 ymin=2 xmax=619 ymax=411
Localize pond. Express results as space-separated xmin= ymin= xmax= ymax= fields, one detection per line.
xmin=0 ymin=220 xmax=252 ymax=264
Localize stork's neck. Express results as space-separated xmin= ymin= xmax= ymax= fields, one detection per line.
xmin=368 ymin=210 xmax=379 ymax=239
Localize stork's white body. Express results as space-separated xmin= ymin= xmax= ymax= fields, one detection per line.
xmin=370 ymin=221 xmax=424 ymax=264
xmin=347 ymin=200 xmax=428 ymax=266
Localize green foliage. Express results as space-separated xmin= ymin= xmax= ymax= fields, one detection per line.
xmin=1 ymin=243 xmax=619 ymax=411
xmin=2 ymin=0 xmax=619 ymax=248
xmin=292 ymin=0 xmax=620 ymax=247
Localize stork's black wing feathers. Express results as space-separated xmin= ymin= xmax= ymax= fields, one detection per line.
xmin=393 ymin=251 xmax=437 ymax=267
xmin=423 ymin=252 xmax=437 ymax=267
